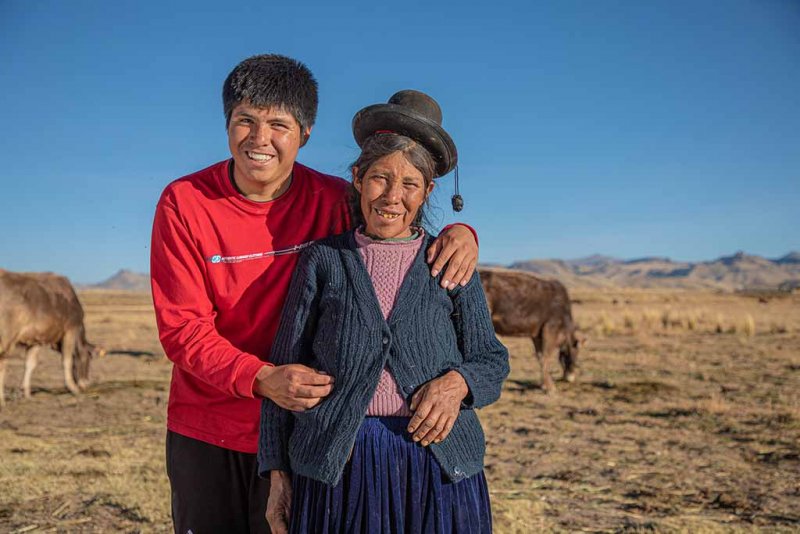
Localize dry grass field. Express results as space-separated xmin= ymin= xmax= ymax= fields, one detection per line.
xmin=1 ymin=288 xmax=798 ymax=532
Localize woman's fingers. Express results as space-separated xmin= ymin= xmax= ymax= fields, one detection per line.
xmin=407 ymin=374 xmax=463 ymax=447
xmin=433 ymin=415 xmax=456 ymax=444
xmin=407 ymin=393 xmax=432 ymax=433
xmin=266 ymin=496 xmax=289 ymax=534
xmin=409 ymin=387 xmax=423 ymax=412
xmin=412 ymin=408 xmax=441 ymax=444
xmin=266 ymin=513 xmax=288 ymax=534
xmin=408 ymin=376 xmax=465 ymax=445
xmin=266 ymin=472 xmax=292 ymax=533
xmin=416 ymin=411 xmax=448 ymax=446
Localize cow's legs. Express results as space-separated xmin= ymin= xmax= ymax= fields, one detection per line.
xmin=77 ymin=375 xmax=89 ymax=391
xmin=539 ymin=323 xmax=562 ymax=394
xmin=76 ymin=356 xmax=90 ymax=391
xmin=532 ymin=333 xmax=543 ymax=370
xmin=0 ymin=356 xmax=6 ymax=408
xmin=22 ymin=345 xmax=42 ymax=399
xmin=72 ymin=329 xmax=91 ymax=391
xmin=532 ymin=333 xmax=555 ymax=393
xmin=61 ymin=331 xmax=81 ymax=395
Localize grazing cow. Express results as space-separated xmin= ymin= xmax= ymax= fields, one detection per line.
xmin=0 ymin=269 xmax=102 ymax=407
xmin=478 ymin=267 xmax=583 ymax=393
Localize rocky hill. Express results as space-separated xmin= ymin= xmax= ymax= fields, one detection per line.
xmin=509 ymin=251 xmax=800 ymax=290
xmin=88 ymin=269 xmax=150 ymax=292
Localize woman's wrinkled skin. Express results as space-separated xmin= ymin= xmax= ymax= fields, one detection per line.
xmin=267 ymin=470 xmax=292 ymax=534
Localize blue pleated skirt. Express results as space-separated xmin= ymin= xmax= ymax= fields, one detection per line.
xmin=289 ymin=417 xmax=492 ymax=534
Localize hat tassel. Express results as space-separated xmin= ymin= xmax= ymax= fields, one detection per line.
xmin=451 ymin=165 xmax=464 ymax=212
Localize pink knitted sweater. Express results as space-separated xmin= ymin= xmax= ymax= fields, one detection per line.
xmin=354 ymin=228 xmax=424 ymax=417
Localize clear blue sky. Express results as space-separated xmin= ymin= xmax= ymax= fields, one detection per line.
xmin=1 ymin=0 xmax=798 ymax=284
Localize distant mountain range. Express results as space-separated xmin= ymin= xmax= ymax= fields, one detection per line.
xmin=508 ymin=251 xmax=800 ymax=290
xmin=88 ymin=251 xmax=800 ymax=292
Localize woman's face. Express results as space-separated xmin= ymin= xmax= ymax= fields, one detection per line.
xmin=354 ymin=151 xmax=434 ymax=239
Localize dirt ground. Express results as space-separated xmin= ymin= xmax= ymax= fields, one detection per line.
xmin=0 ymin=289 xmax=798 ymax=533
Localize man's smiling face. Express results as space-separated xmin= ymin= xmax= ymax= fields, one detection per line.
xmin=227 ymin=101 xmax=310 ymax=200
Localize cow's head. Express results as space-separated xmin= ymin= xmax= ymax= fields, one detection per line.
xmin=560 ymin=330 xmax=587 ymax=383
xmin=73 ymin=340 xmax=104 ymax=390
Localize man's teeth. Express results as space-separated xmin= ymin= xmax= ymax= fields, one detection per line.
xmin=247 ymin=152 xmax=273 ymax=162
xmin=376 ymin=209 xmax=401 ymax=220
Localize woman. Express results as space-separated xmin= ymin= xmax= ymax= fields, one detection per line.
xmin=258 ymin=90 xmax=509 ymax=533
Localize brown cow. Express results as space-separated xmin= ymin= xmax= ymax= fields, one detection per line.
xmin=0 ymin=269 xmax=101 ymax=407
xmin=479 ymin=267 xmax=583 ymax=393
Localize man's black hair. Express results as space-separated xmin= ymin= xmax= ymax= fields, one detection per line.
xmin=222 ymin=54 xmax=318 ymax=131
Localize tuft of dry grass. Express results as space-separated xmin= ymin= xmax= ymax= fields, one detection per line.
xmin=622 ymin=311 xmax=636 ymax=330
xmin=715 ymin=313 xmax=726 ymax=334
xmin=641 ymin=308 xmax=661 ymax=330
xmin=742 ymin=313 xmax=756 ymax=337
xmin=661 ymin=308 xmax=672 ymax=330
xmin=685 ymin=310 xmax=698 ymax=331
xmin=599 ymin=311 xmax=616 ymax=337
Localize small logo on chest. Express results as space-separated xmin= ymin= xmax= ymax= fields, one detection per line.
xmin=206 ymin=241 xmax=314 ymax=264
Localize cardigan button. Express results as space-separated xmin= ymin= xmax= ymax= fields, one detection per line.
xmin=382 ymin=336 xmax=389 ymax=345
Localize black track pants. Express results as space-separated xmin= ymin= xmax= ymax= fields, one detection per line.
xmin=166 ymin=431 xmax=270 ymax=534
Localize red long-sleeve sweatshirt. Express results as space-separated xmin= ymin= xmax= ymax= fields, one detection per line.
xmin=150 ymin=160 xmax=350 ymax=453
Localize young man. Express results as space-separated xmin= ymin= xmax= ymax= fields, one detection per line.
xmin=151 ymin=54 xmax=478 ymax=533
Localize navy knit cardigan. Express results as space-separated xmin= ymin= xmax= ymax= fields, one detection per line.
xmin=258 ymin=230 xmax=509 ymax=486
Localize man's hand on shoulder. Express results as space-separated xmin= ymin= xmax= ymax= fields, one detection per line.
xmin=427 ymin=224 xmax=478 ymax=290
xmin=254 ymin=364 xmax=334 ymax=411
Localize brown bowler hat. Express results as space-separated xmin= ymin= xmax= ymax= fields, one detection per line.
xmin=352 ymin=90 xmax=458 ymax=177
